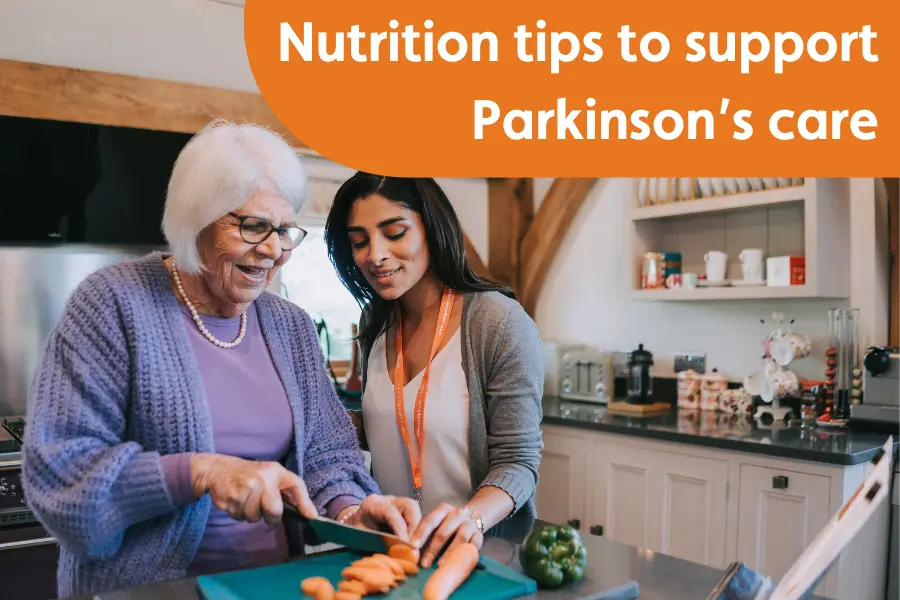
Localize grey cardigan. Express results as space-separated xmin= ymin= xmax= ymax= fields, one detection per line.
xmin=355 ymin=291 xmax=545 ymax=536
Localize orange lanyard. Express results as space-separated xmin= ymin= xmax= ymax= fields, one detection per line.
xmin=393 ymin=287 xmax=455 ymax=503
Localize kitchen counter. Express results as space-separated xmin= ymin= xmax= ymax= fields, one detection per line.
xmin=66 ymin=519 xmax=821 ymax=600
xmin=543 ymin=395 xmax=898 ymax=466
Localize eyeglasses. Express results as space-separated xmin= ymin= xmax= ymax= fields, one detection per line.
xmin=228 ymin=212 xmax=307 ymax=250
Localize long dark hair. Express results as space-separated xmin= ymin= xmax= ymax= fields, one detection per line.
xmin=325 ymin=173 xmax=512 ymax=352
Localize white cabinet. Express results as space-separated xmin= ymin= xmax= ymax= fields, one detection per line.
xmin=587 ymin=442 xmax=729 ymax=568
xmin=589 ymin=444 xmax=654 ymax=549
xmin=652 ymin=450 xmax=730 ymax=568
xmin=735 ymin=465 xmax=832 ymax=588
xmin=535 ymin=432 xmax=589 ymax=530
xmin=537 ymin=424 xmax=890 ymax=600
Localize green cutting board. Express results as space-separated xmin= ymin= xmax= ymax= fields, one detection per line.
xmin=196 ymin=550 xmax=537 ymax=600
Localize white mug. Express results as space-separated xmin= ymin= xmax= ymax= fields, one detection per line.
xmin=704 ymin=251 xmax=728 ymax=282
xmin=760 ymin=367 xmax=800 ymax=403
xmin=770 ymin=332 xmax=812 ymax=367
xmin=739 ymin=249 xmax=764 ymax=282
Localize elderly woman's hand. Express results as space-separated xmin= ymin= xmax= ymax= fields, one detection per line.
xmin=190 ymin=453 xmax=318 ymax=524
xmin=411 ymin=503 xmax=484 ymax=567
xmin=341 ymin=495 xmax=422 ymax=542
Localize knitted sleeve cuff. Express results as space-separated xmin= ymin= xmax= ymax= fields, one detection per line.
xmin=160 ymin=452 xmax=197 ymax=507
xmin=325 ymin=495 xmax=361 ymax=520
xmin=478 ymin=469 xmax=531 ymax=514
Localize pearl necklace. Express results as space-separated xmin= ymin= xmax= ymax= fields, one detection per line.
xmin=170 ymin=258 xmax=247 ymax=349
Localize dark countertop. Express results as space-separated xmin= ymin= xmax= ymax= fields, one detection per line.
xmin=69 ymin=519 xmax=824 ymax=600
xmin=542 ymin=396 xmax=898 ymax=466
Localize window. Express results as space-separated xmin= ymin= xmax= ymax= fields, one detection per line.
xmin=279 ymin=225 xmax=361 ymax=363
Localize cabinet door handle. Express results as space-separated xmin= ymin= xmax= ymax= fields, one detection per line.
xmin=566 ymin=519 xmax=581 ymax=530
xmin=772 ymin=476 xmax=789 ymax=489
xmin=0 ymin=537 xmax=56 ymax=552
xmin=589 ymin=525 xmax=604 ymax=536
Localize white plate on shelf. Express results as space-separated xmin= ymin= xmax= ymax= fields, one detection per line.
xmin=723 ymin=178 xmax=739 ymax=194
xmin=711 ymin=178 xmax=727 ymax=195
xmin=679 ymin=177 xmax=696 ymax=201
xmin=732 ymin=279 xmax=765 ymax=287
xmin=636 ymin=178 xmax=647 ymax=206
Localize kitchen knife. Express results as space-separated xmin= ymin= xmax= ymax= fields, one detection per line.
xmin=282 ymin=498 xmax=418 ymax=555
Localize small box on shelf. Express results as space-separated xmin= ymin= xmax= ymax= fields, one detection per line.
xmin=766 ymin=256 xmax=806 ymax=287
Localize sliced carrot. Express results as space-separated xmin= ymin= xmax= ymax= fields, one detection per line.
xmin=314 ymin=580 xmax=335 ymax=600
xmin=335 ymin=592 xmax=362 ymax=600
xmin=341 ymin=567 xmax=396 ymax=593
xmin=352 ymin=557 xmax=394 ymax=573
xmin=387 ymin=544 xmax=420 ymax=564
xmin=423 ymin=543 xmax=479 ymax=600
xmin=370 ymin=554 xmax=405 ymax=577
xmin=302 ymin=577 xmax=330 ymax=596
xmin=337 ymin=580 xmax=367 ymax=595
xmin=394 ymin=558 xmax=419 ymax=575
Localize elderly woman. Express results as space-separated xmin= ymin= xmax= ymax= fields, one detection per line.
xmin=22 ymin=120 xmax=419 ymax=598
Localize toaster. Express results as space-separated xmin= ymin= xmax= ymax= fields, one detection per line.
xmin=559 ymin=348 xmax=614 ymax=404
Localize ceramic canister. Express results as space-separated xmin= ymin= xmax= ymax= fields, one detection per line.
xmin=677 ymin=369 xmax=701 ymax=410
xmin=701 ymin=369 xmax=729 ymax=411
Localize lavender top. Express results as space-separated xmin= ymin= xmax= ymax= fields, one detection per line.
xmin=22 ymin=252 xmax=378 ymax=598
xmin=164 ymin=304 xmax=357 ymax=575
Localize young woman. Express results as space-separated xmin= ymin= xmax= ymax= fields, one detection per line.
xmin=325 ymin=174 xmax=544 ymax=568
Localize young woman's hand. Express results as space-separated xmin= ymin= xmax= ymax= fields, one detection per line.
xmin=190 ymin=453 xmax=318 ymax=524
xmin=343 ymin=495 xmax=422 ymax=541
xmin=412 ymin=503 xmax=484 ymax=567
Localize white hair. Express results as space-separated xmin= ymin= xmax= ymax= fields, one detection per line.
xmin=162 ymin=119 xmax=308 ymax=274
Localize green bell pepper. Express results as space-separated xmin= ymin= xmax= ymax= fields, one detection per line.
xmin=520 ymin=524 xmax=588 ymax=589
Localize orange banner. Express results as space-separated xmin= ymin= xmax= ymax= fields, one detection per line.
xmin=244 ymin=0 xmax=898 ymax=176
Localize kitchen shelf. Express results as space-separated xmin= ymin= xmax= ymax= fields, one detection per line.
xmin=630 ymin=178 xmax=851 ymax=302
xmin=631 ymin=285 xmax=845 ymax=302
xmin=632 ymin=185 xmax=806 ymax=220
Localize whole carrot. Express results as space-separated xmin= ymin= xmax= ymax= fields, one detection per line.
xmin=423 ymin=543 xmax=479 ymax=600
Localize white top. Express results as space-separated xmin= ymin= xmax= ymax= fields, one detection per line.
xmin=362 ymin=328 xmax=473 ymax=514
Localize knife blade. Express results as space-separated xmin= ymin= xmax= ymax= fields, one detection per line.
xmin=282 ymin=498 xmax=417 ymax=555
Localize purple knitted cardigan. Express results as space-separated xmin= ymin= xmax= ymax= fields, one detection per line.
xmin=21 ymin=252 xmax=378 ymax=597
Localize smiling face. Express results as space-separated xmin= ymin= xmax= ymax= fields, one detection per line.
xmin=346 ymin=194 xmax=431 ymax=301
xmin=195 ymin=185 xmax=297 ymax=311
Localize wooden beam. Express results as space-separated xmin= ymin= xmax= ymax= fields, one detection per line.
xmin=488 ymin=178 xmax=534 ymax=291
xmin=0 ymin=59 xmax=311 ymax=151
xmin=519 ymin=178 xmax=597 ymax=316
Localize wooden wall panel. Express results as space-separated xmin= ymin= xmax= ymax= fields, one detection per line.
xmin=887 ymin=177 xmax=899 ymax=347
xmin=0 ymin=59 xmax=311 ymax=151
xmin=519 ymin=178 xmax=597 ymax=316
xmin=464 ymin=235 xmax=491 ymax=280
xmin=488 ymin=178 xmax=533 ymax=291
